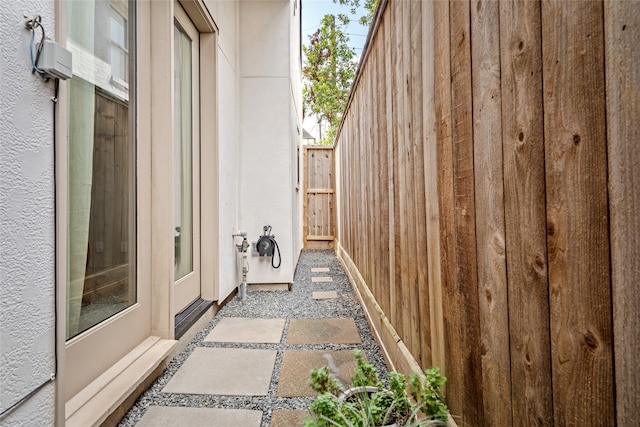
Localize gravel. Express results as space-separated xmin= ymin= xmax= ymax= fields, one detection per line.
xmin=117 ymin=249 xmax=390 ymax=427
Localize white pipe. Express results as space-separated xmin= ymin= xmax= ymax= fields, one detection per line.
xmin=240 ymin=250 xmax=248 ymax=300
xmin=232 ymin=229 xmax=247 ymax=238
xmin=233 ymin=232 xmax=249 ymax=300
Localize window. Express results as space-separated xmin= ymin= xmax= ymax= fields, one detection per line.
xmin=110 ymin=6 xmax=128 ymax=83
xmin=65 ymin=0 xmax=136 ymax=339
xmin=173 ymin=21 xmax=194 ymax=281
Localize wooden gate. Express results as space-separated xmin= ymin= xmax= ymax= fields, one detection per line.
xmin=303 ymin=146 xmax=335 ymax=249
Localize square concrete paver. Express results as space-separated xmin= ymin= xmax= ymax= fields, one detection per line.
xmin=204 ymin=317 xmax=285 ymax=343
xmin=277 ymin=349 xmax=361 ymax=396
xmin=313 ymin=291 xmax=338 ymax=300
xmin=312 ymin=276 xmax=333 ymax=283
xmin=136 ymin=406 xmax=262 ymax=427
xmin=163 ymin=347 xmax=276 ymax=396
xmin=311 ymin=267 xmax=330 ymax=273
xmin=270 ymin=409 xmax=309 ymax=427
xmin=287 ymin=318 xmax=361 ymax=345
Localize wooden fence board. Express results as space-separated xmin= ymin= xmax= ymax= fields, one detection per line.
xmin=470 ymin=1 xmax=511 ymax=425
xmin=360 ymin=85 xmax=367 ymax=275
xmin=423 ymin=0 xmax=446 ymax=377
xmin=363 ymin=53 xmax=370 ymax=296
xmin=449 ymin=1 xmax=484 ymax=424
xmin=410 ymin=0 xmax=431 ymax=368
xmin=604 ymin=2 xmax=640 ymax=425
xmin=541 ymin=1 xmax=614 ymax=424
xmin=401 ymin=0 xmax=419 ymax=359
xmin=393 ymin=0 xmax=410 ymax=347
xmin=389 ymin=0 xmax=403 ymax=336
xmin=499 ymin=0 xmax=553 ymax=424
xmin=377 ymin=20 xmax=391 ymax=315
xmin=364 ymin=67 xmax=373 ymax=289
xmin=371 ymin=41 xmax=385 ymax=310
xmin=433 ymin=0 xmax=459 ymax=415
xmin=367 ymin=45 xmax=377 ymax=303
xmin=341 ymin=123 xmax=350 ymax=251
xmin=350 ymin=95 xmax=357 ymax=264
xmin=382 ymin=8 xmax=396 ymax=330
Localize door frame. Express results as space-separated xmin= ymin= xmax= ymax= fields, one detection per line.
xmin=55 ymin=1 xmax=219 ymax=421
xmin=55 ymin=0 xmax=151 ymax=403
xmin=173 ymin=2 xmax=202 ymax=314
xmin=149 ymin=0 xmax=219 ymax=339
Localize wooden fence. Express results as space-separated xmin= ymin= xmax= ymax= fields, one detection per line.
xmin=304 ymin=146 xmax=336 ymax=249
xmin=334 ymin=0 xmax=639 ymax=426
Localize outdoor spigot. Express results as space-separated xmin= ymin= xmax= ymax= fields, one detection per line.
xmin=233 ymin=230 xmax=249 ymax=253
xmin=239 ymin=237 xmax=249 ymax=253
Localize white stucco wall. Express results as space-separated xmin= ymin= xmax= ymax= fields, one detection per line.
xmin=203 ymin=0 xmax=242 ymax=301
xmin=201 ymin=0 xmax=302 ymax=294
xmin=0 ymin=1 xmax=56 ymax=425
xmin=240 ymin=77 xmax=295 ymax=283
xmin=290 ymin=0 xmax=303 ymax=268
xmin=239 ymin=0 xmax=300 ymax=284
xmin=290 ymin=0 xmax=302 ymax=117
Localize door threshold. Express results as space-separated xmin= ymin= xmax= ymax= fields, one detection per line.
xmin=175 ymin=298 xmax=213 ymax=339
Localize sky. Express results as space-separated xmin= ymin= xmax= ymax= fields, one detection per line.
xmin=301 ymin=0 xmax=370 ymax=55
xmin=301 ymin=0 xmax=371 ymax=139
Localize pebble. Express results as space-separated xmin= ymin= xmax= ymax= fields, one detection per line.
xmin=118 ymin=250 xmax=389 ymax=427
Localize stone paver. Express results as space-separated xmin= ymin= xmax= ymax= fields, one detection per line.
xmin=312 ymin=291 xmax=338 ymax=300
xmin=270 ymin=410 xmax=309 ymax=427
xmin=135 ymin=406 xmax=263 ymax=427
xmin=163 ymin=347 xmax=276 ymax=396
xmin=120 ymin=250 xmax=390 ymax=427
xmin=277 ymin=349 xmax=360 ymax=396
xmin=204 ymin=317 xmax=285 ymax=343
xmin=287 ymin=317 xmax=361 ymax=345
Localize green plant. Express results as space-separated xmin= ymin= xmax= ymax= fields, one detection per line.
xmin=352 ymin=350 xmax=383 ymax=389
xmin=407 ymin=368 xmax=449 ymax=422
xmin=310 ymin=366 xmax=345 ymax=396
xmin=305 ymin=350 xmax=449 ymax=427
xmin=307 ymin=393 xmax=343 ymax=425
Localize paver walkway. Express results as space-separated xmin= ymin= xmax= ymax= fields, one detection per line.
xmin=118 ymin=250 xmax=389 ymax=427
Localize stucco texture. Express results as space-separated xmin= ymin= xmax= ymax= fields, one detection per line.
xmin=239 ymin=0 xmax=299 ymax=285
xmin=0 ymin=1 xmax=56 ymax=425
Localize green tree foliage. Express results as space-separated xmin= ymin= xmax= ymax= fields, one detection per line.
xmin=333 ymin=0 xmax=379 ymax=26
xmin=302 ymin=0 xmax=379 ymax=145
xmin=303 ymin=13 xmax=357 ymax=145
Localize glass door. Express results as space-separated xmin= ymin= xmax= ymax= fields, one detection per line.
xmin=173 ymin=2 xmax=201 ymax=314
xmin=64 ymin=0 xmax=149 ymax=400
